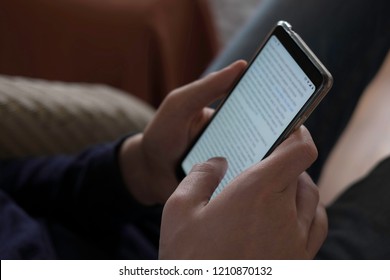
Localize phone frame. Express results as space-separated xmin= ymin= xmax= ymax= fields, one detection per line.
xmin=177 ymin=21 xmax=333 ymax=180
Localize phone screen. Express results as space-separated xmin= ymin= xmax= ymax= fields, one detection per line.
xmin=181 ymin=28 xmax=328 ymax=199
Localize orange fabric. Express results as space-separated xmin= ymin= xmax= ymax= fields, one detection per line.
xmin=0 ymin=0 xmax=218 ymax=107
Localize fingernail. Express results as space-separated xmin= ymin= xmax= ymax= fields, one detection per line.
xmin=207 ymin=157 xmax=227 ymax=163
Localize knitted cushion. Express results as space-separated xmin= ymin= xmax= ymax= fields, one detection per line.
xmin=0 ymin=75 xmax=154 ymax=158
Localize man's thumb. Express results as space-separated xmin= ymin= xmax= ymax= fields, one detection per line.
xmin=173 ymin=157 xmax=228 ymax=207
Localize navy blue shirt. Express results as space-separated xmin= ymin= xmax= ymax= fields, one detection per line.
xmin=0 ymin=139 xmax=161 ymax=259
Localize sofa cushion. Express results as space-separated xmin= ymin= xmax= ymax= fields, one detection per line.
xmin=0 ymin=75 xmax=154 ymax=158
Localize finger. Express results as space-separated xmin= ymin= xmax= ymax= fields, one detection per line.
xmin=188 ymin=107 xmax=215 ymax=139
xmin=271 ymin=126 xmax=318 ymax=180
xmin=202 ymin=107 xmax=215 ymax=120
xmin=168 ymin=60 xmax=247 ymax=116
xmin=253 ymin=126 xmax=318 ymax=193
xmin=296 ymin=172 xmax=320 ymax=231
xmin=169 ymin=157 xmax=228 ymax=211
xmin=306 ymin=203 xmax=328 ymax=258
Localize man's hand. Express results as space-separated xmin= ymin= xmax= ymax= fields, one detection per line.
xmin=120 ymin=61 xmax=247 ymax=205
xmin=159 ymin=126 xmax=328 ymax=259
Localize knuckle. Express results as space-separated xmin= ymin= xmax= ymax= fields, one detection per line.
xmin=165 ymin=88 xmax=181 ymax=103
xmin=307 ymin=179 xmax=320 ymax=202
xmin=312 ymin=183 xmax=320 ymax=201
xmin=317 ymin=205 xmax=329 ymax=238
xmin=297 ymin=138 xmax=318 ymax=164
xmin=299 ymin=174 xmax=319 ymax=203
xmin=166 ymin=188 xmax=188 ymax=210
xmin=312 ymin=188 xmax=320 ymax=206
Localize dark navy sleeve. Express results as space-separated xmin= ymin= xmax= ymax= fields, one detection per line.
xmin=0 ymin=137 xmax=152 ymax=231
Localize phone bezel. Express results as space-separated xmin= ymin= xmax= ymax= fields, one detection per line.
xmin=176 ymin=21 xmax=333 ymax=180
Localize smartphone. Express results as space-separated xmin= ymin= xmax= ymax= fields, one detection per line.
xmin=178 ymin=21 xmax=333 ymax=199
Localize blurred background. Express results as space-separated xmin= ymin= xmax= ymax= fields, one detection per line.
xmin=210 ymin=0 xmax=262 ymax=45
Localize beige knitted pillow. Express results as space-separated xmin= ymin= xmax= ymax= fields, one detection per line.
xmin=0 ymin=75 xmax=155 ymax=158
